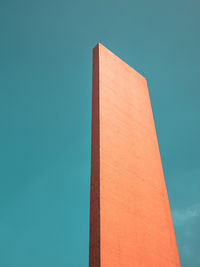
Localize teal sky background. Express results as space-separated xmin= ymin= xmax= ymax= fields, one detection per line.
xmin=0 ymin=0 xmax=199 ymax=266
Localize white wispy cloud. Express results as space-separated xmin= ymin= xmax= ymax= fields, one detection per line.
xmin=172 ymin=203 xmax=200 ymax=226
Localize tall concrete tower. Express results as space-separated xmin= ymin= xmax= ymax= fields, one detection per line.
xmin=89 ymin=43 xmax=181 ymax=267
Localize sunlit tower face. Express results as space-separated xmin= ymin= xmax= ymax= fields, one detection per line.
xmin=89 ymin=43 xmax=181 ymax=267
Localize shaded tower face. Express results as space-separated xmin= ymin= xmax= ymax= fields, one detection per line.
xmin=89 ymin=43 xmax=181 ymax=267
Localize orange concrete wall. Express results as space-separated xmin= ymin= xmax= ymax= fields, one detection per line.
xmin=89 ymin=43 xmax=181 ymax=267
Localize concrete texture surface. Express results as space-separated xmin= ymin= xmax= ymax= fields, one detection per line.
xmin=89 ymin=43 xmax=181 ymax=267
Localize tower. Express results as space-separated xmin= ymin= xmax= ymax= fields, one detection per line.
xmin=89 ymin=43 xmax=180 ymax=267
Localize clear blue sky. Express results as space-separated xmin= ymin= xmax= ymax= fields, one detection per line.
xmin=0 ymin=0 xmax=199 ymax=266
